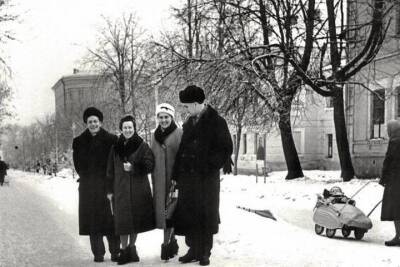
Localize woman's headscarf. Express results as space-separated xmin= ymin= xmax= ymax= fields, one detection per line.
xmin=386 ymin=120 xmax=400 ymax=139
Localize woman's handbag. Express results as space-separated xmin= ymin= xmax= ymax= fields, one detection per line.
xmin=165 ymin=183 xmax=178 ymax=220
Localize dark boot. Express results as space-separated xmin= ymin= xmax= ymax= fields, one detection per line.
xmin=168 ymin=238 xmax=179 ymax=259
xmin=117 ymin=247 xmax=131 ymax=265
xmin=93 ymin=255 xmax=104 ymax=263
xmin=129 ymin=245 xmax=140 ymax=262
xmin=178 ymin=249 xmax=198 ymax=263
xmin=384 ymin=238 xmax=400 ymax=246
xmin=199 ymin=255 xmax=210 ymax=266
xmin=161 ymin=244 xmax=169 ymax=260
xmin=111 ymin=253 xmax=119 ymax=262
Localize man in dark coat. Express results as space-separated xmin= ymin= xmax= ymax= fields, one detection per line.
xmin=0 ymin=156 xmax=8 ymax=186
xmin=172 ymin=85 xmax=233 ymax=266
xmin=72 ymin=107 xmax=120 ymax=262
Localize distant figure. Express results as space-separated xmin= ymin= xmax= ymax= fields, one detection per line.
xmin=0 ymin=157 xmax=8 ymax=186
xmin=72 ymin=107 xmax=120 ymax=262
xmin=52 ymin=162 xmax=58 ymax=177
xmin=36 ymin=161 xmax=41 ymax=173
xmin=380 ymin=120 xmax=400 ymax=246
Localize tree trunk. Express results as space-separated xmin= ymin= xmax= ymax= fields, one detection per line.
xmin=332 ymin=90 xmax=355 ymax=181
xmin=278 ymin=110 xmax=304 ymax=180
xmin=233 ymin=125 xmax=242 ymax=176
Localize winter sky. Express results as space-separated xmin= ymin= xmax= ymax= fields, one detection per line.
xmin=5 ymin=0 xmax=179 ymax=125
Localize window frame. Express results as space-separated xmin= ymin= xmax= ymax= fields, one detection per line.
xmin=370 ymin=88 xmax=385 ymax=139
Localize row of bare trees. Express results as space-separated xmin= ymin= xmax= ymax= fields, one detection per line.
xmin=7 ymin=1 xmax=390 ymax=179
xmin=0 ymin=0 xmax=18 ymax=125
xmin=1 ymin=115 xmax=71 ymax=170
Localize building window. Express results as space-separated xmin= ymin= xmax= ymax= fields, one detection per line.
xmin=254 ymin=133 xmax=258 ymax=154
xmin=243 ymin=134 xmax=247 ymax=154
xmin=256 ymin=136 xmax=266 ymax=161
xmin=325 ymin=97 xmax=333 ymax=108
xmin=233 ymin=134 xmax=237 ymax=155
xmin=397 ymin=5 xmax=400 ymax=36
xmin=371 ymin=89 xmax=385 ymax=138
xmin=397 ymin=87 xmax=400 ymax=118
xmin=293 ymin=130 xmax=303 ymax=154
xmin=327 ymin=134 xmax=333 ymax=158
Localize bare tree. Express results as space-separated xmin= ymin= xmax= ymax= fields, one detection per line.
xmin=83 ymin=14 xmax=161 ymax=138
xmin=0 ymin=0 xmax=18 ymax=124
xmin=85 ymin=14 xmax=148 ymax=115
xmin=281 ymin=0 xmax=391 ymax=180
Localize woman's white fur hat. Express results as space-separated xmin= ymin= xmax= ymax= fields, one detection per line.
xmin=156 ymin=103 xmax=175 ymax=119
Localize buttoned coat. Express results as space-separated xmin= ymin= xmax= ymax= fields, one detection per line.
xmin=72 ymin=128 xmax=117 ymax=235
xmin=151 ymin=127 xmax=182 ymax=229
xmin=107 ymin=140 xmax=155 ymax=235
xmin=172 ymin=106 xmax=233 ymax=235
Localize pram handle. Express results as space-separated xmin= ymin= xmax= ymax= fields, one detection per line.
xmin=338 ymin=181 xmax=372 ymax=214
xmin=367 ymin=199 xmax=382 ymax=217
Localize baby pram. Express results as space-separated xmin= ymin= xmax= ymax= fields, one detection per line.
xmin=312 ymin=183 xmax=380 ymax=240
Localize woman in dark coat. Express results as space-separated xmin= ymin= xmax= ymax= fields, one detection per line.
xmin=380 ymin=119 xmax=400 ymax=246
xmin=72 ymin=107 xmax=120 ymax=263
xmin=151 ymin=103 xmax=182 ymax=260
xmin=107 ymin=115 xmax=155 ymax=265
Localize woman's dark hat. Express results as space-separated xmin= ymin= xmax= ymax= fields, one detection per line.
xmin=83 ymin=107 xmax=103 ymax=123
xmin=179 ymin=85 xmax=205 ymax=104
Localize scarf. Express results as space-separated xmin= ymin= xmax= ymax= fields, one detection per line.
xmin=154 ymin=120 xmax=177 ymax=145
xmin=114 ymin=132 xmax=143 ymax=161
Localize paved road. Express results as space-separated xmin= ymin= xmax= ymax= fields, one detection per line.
xmin=0 ymin=175 xmax=108 ymax=267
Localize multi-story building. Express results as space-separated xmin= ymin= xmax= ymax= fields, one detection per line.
xmin=347 ymin=1 xmax=400 ymax=177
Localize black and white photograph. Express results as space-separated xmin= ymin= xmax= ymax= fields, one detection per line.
xmin=0 ymin=0 xmax=400 ymax=266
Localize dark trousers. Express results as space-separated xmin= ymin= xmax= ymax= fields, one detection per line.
xmin=185 ymin=232 xmax=213 ymax=258
xmin=89 ymin=234 xmax=120 ymax=257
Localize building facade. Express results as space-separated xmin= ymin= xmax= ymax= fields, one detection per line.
xmin=347 ymin=1 xmax=400 ymax=177
xmin=234 ymin=88 xmax=340 ymax=174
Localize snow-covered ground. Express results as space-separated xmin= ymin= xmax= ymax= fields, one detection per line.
xmin=6 ymin=169 xmax=400 ymax=266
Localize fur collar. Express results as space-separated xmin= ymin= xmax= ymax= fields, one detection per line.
xmin=114 ymin=133 xmax=143 ymax=161
xmin=154 ymin=121 xmax=178 ymax=144
xmin=80 ymin=127 xmax=108 ymax=142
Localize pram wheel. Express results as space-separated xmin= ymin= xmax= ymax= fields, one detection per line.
xmin=315 ymin=224 xmax=324 ymax=235
xmin=326 ymin=228 xmax=336 ymax=238
xmin=354 ymin=229 xmax=365 ymax=240
xmin=341 ymin=227 xmax=351 ymax=238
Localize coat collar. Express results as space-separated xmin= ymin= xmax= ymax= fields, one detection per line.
xmin=80 ymin=127 xmax=108 ymax=141
xmin=185 ymin=105 xmax=218 ymax=128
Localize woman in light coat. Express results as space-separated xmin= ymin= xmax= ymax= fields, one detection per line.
xmin=107 ymin=115 xmax=155 ymax=265
xmin=151 ymin=103 xmax=182 ymax=260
